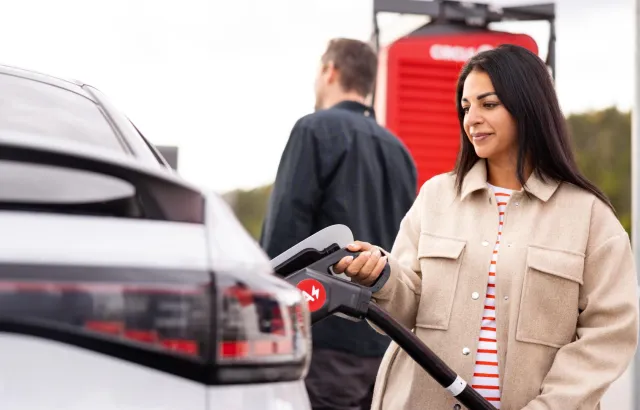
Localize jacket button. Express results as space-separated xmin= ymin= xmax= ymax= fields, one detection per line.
xmin=471 ymin=292 xmax=480 ymax=300
xmin=453 ymin=405 xmax=462 ymax=410
xmin=504 ymin=296 xmax=509 ymax=300
xmin=462 ymin=347 xmax=470 ymax=355
xmin=482 ymin=240 xmax=489 ymax=246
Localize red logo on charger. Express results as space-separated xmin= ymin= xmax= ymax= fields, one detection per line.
xmin=297 ymin=279 xmax=326 ymax=312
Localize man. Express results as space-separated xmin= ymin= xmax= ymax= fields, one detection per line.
xmin=260 ymin=38 xmax=417 ymax=410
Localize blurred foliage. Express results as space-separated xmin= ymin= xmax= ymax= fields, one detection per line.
xmin=223 ymin=106 xmax=632 ymax=240
xmin=567 ymin=107 xmax=631 ymax=234
xmin=223 ymin=184 xmax=272 ymax=241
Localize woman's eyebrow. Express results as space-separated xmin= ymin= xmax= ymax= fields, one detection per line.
xmin=461 ymin=92 xmax=497 ymax=103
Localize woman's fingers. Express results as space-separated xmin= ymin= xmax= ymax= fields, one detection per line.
xmin=344 ymin=251 xmax=371 ymax=276
xmin=362 ymin=254 xmax=388 ymax=286
xmin=357 ymin=248 xmax=382 ymax=282
xmin=333 ymin=242 xmax=388 ymax=286
xmin=333 ymin=243 xmax=371 ymax=274
xmin=333 ymin=255 xmax=354 ymax=274
xmin=346 ymin=241 xmax=373 ymax=252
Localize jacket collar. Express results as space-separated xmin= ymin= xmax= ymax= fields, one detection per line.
xmin=330 ymin=100 xmax=376 ymax=119
xmin=460 ymin=159 xmax=560 ymax=202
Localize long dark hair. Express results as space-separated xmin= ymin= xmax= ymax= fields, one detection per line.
xmin=453 ymin=44 xmax=614 ymax=211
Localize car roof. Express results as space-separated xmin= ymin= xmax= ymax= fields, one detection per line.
xmin=0 ymin=63 xmax=94 ymax=100
xmin=0 ymin=62 xmax=177 ymax=168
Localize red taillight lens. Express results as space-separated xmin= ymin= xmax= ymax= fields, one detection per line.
xmin=216 ymin=274 xmax=311 ymax=369
xmin=0 ymin=280 xmax=210 ymax=358
xmin=0 ymin=266 xmax=312 ymax=384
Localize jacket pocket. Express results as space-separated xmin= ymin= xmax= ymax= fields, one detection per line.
xmin=516 ymin=245 xmax=585 ymax=348
xmin=415 ymin=233 xmax=466 ymax=330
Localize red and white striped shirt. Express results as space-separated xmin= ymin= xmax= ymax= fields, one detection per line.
xmin=470 ymin=184 xmax=513 ymax=408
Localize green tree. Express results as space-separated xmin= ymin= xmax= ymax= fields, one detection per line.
xmin=566 ymin=107 xmax=631 ymax=233
xmin=223 ymin=184 xmax=273 ymax=241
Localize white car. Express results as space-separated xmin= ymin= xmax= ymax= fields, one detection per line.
xmin=0 ymin=64 xmax=312 ymax=410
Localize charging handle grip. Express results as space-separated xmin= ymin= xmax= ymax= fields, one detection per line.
xmin=307 ymin=247 xmax=391 ymax=294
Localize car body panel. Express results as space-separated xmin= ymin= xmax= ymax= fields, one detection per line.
xmin=0 ymin=211 xmax=208 ymax=269
xmin=0 ymin=334 xmax=310 ymax=410
xmin=0 ymin=334 xmax=207 ymax=410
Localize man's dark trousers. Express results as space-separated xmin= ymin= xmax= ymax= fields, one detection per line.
xmin=304 ymin=348 xmax=383 ymax=410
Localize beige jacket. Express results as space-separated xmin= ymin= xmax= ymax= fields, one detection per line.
xmin=370 ymin=159 xmax=639 ymax=410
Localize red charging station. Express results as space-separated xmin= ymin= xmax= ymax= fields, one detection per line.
xmin=371 ymin=0 xmax=555 ymax=189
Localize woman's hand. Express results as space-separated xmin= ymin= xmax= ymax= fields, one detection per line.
xmin=333 ymin=241 xmax=388 ymax=287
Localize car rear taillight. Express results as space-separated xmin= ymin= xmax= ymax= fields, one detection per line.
xmin=0 ymin=274 xmax=211 ymax=357
xmin=0 ymin=264 xmax=310 ymax=384
xmin=215 ymin=270 xmax=311 ymax=383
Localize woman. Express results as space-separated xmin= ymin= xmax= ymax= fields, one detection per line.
xmin=333 ymin=44 xmax=639 ymax=410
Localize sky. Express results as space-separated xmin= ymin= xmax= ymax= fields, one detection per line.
xmin=0 ymin=0 xmax=633 ymax=193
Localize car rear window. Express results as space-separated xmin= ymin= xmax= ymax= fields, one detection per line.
xmin=0 ymin=73 xmax=123 ymax=151
xmin=0 ymin=161 xmax=135 ymax=204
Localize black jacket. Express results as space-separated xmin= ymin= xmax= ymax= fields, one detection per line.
xmin=260 ymin=100 xmax=417 ymax=357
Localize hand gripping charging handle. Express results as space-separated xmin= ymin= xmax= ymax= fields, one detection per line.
xmin=286 ymin=248 xmax=390 ymax=324
xmin=284 ymin=248 xmax=495 ymax=410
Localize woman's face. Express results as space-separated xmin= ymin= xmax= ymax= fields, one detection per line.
xmin=461 ymin=69 xmax=518 ymax=163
